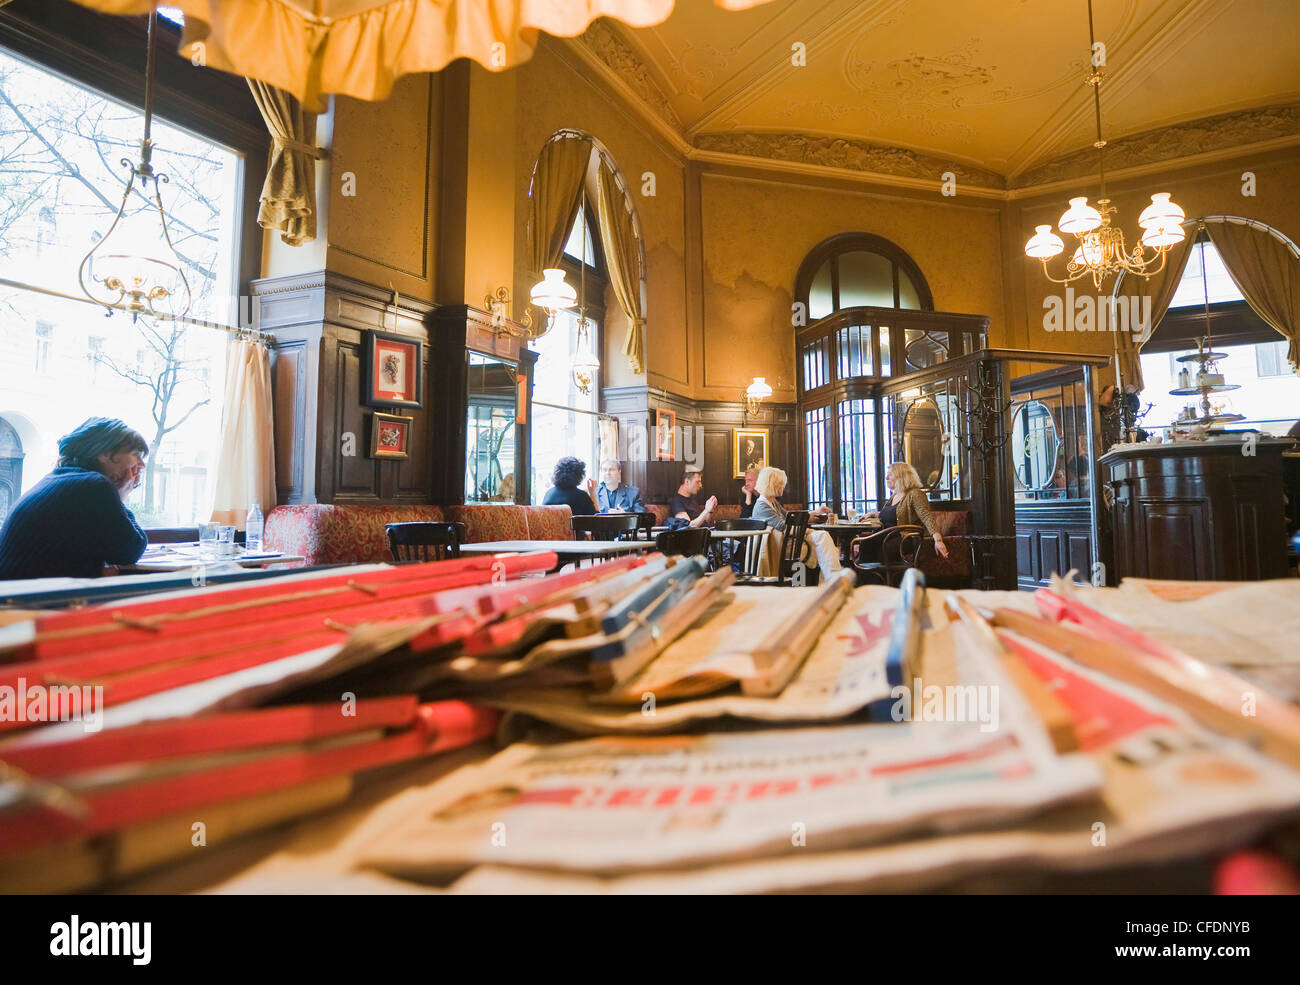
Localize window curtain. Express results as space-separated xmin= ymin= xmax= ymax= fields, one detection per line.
xmin=528 ymin=133 xmax=592 ymax=278
xmin=596 ymin=161 xmax=646 ymax=375
xmin=210 ymin=338 xmax=276 ymax=527
xmin=248 ymin=80 xmax=319 ymax=247
xmin=1114 ymin=233 xmax=1196 ymax=392
xmin=1206 ymin=221 xmax=1300 ymax=376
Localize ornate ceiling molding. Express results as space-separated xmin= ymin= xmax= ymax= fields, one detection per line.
xmin=693 ymin=130 xmax=1007 ymax=190
xmin=575 ymin=20 xmax=682 ymax=131
xmin=1011 ymin=102 xmax=1300 ymax=189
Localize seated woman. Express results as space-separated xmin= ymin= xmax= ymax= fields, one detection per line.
xmin=863 ymin=462 xmax=949 ymax=561
xmin=751 ymin=466 xmax=841 ymax=573
xmin=0 ymin=417 xmax=149 ymax=580
xmin=541 ymin=456 xmax=597 ymax=517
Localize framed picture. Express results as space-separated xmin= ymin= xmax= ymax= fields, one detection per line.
xmin=363 ymin=330 xmax=423 ymax=409
xmin=734 ymin=427 xmax=769 ymax=477
xmin=655 ymin=408 xmax=676 ymax=461
xmin=370 ymin=412 xmax=413 ymax=460
xmin=598 ymin=416 xmax=620 ymax=464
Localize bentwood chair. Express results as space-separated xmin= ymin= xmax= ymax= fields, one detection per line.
xmin=654 ymin=527 xmax=711 ymax=558
xmin=386 ymin=522 xmax=462 ymax=563
xmin=572 ymin=513 xmax=641 ymax=541
xmin=850 ymin=524 xmax=924 ymax=587
xmin=634 ymin=511 xmax=657 ymax=540
xmin=746 ymin=510 xmax=815 ymax=586
xmin=713 ymin=517 xmax=766 ymax=576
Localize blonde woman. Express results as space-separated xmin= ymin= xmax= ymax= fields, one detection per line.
xmin=868 ymin=462 xmax=949 ymax=558
xmin=752 ymin=466 xmax=841 ymax=573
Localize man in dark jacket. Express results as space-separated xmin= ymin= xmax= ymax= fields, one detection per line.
xmin=0 ymin=417 xmax=149 ymax=579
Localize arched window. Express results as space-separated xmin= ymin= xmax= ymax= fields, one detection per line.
xmin=795 ymin=233 xmax=933 ymax=320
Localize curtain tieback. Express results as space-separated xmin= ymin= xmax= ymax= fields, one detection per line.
xmin=272 ymin=135 xmax=325 ymax=159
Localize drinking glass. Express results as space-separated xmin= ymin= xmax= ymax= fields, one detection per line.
xmin=218 ymin=525 xmax=237 ymax=556
xmin=199 ymin=522 xmax=219 ymax=558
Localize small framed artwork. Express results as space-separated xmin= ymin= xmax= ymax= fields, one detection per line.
xmin=598 ymin=416 xmax=620 ymax=464
xmin=363 ymin=330 xmax=423 ymax=409
xmin=370 ymin=412 xmax=413 ymax=460
xmin=734 ymin=427 xmax=769 ymax=477
xmin=654 ymin=408 xmax=676 ymax=461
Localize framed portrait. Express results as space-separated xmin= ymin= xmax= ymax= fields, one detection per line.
xmin=654 ymin=408 xmax=676 ymax=461
xmin=363 ymin=330 xmax=424 ymax=409
xmin=370 ymin=411 xmax=413 ymax=460
xmin=598 ymin=416 xmax=620 ymax=464
xmin=733 ymin=427 xmax=769 ymax=477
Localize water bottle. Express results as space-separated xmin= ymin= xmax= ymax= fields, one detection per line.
xmin=246 ymin=503 xmax=264 ymax=553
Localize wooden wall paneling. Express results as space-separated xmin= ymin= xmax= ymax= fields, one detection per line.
xmin=270 ymin=339 xmax=308 ymax=504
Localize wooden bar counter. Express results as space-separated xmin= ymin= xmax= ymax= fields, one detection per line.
xmin=1100 ymin=437 xmax=1295 ymax=582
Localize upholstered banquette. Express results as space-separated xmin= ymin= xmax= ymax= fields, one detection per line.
xmin=645 ymin=503 xmax=743 ymax=526
xmin=265 ymin=503 xmax=573 ymax=566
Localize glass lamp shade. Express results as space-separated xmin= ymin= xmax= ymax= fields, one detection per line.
xmin=1024 ymin=224 xmax=1065 ymax=259
xmin=529 ymin=268 xmax=577 ymax=313
xmin=80 ymin=201 xmax=192 ymax=320
xmin=1140 ymin=221 xmax=1186 ymax=249
xmin=1138 ymin=192 xmax=1185 ymax=230
xmin=1058 ymin=197 xmax=1104 ymax=235
xmin=1071 ymin=239 xmax=1103 ymax=268
xmin=571 ymin=340 xmax=600 ymax=394
xmin=745 ymin=377 xmax=773 ymax=401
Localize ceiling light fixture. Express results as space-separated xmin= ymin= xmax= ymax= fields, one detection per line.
xmin=744 ymin=377 xmax=772 ymax=415
xmin=570 ymin=206 xmax=600 ymax=395
xmin=1024 ymin=0 xmax=1185 ymax=289
xmin=78 ymin=10 xmax=192 ymax=324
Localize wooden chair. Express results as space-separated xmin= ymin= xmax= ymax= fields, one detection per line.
xmin=713 ymin=517 xmax=766 ymax=575
xmin=385 ymin=522 xmax=461 ymax=563
xmin=634 ymin=511 xmax=657 ymax=540
xmin=654 ymin=527 xmax=711 ymax=557
xmin=746 ymin=510 xmax=817 ymax=586
xmin=572 ymin=513 xmax=641 ymax=541
xmin=850 ymin=524 xmax=925 ymax=587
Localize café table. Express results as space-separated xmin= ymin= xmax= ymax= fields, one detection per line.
xmin=127 ymin=544 xmax=307 ymax=573
xmin=809 ymin=520 xmax=882 ymax=563
xmin=647 ymin=526 xmax=770 ymax=574
xmin=457 ymin=539 xmax=656 ymax=570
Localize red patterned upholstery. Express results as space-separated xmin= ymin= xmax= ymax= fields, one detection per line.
xmin=520 ymin=505 xmax=574 ymax=541
xmin=444 ymin=504 xmax=530 ymax=544
xmin=647 ymin=504 xmax=671 ymax=526
xmin=265 ymin=504 xmax=446 ymax=566
xmin=917 ymin=509 xmax=972 ymax=580
xmin=646 ymin=503 xmax=742 ymax=526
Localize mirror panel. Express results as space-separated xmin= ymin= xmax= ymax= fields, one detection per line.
xmin=466 ymin=351 xmax=518 ymax=503
xmin=1010 ymin=399 xmax=1060 ymax=492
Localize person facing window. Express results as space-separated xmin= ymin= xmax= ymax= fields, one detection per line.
xmin=541 ymin=456 xmax=597 ymax=517
xmin=594 ymin=460 xmax=643 ymax=514
xmin=0 ymin=417 xmax=149 ymax=579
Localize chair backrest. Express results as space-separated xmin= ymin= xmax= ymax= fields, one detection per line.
xmin=777 ymin=510 xmax=811 ymax=582
xmin=654 ymin=527 xmax=711 ymax=557
xmin=880 ymin=524 xmax=925 ymax=566
xmin=385 ymin=522 xmax=461 ymax=563
xmin=634 ymin=511 xmax=657 ymax=540
xmin=714 ymin=518 xmax=767 ymax=532
xmin=572 ymin=513 xmax=641 ymax=541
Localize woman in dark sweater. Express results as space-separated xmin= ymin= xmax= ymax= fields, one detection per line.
xmin=541 ymin=456 xmax=597 ymax=516
xmin=0 ymin=417 xmax=149 ymax=580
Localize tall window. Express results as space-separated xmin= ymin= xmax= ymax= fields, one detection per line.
xmin=0 ymin=47 xmax=243 ymax=525
xmin=529 ymin=203 xmax=605 ymax=503
xmin=1139 ymin=240 xmax=1299 ymax=435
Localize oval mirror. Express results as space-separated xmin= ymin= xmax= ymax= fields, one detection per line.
xmin=901 ymin=397 xmax=945 ymax=489
xmin=1010 ymin=400 xmax=1060 ymax=490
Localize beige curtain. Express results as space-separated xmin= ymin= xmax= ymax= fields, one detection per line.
xmin=1114 ymin=233 xmax=1195 ymax=392
xmin=210 ymin=338 xmax=276 ymax=528
xmin=596 ymin=160 xmax=646 ymax=375
xmin=528 ymin=134 xmax=592 ymax=277
xmin=68 ymin=2 xmax=777 ymax=112
xmin=1207 ymin=221 xmax=1300 ymax=375
xmin=248 ymin=80 xmax=319 ymax=247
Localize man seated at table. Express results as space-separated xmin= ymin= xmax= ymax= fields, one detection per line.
xmin=0 ymin=417 xmax=149 ymax=580
xmin=670 ymin=465 xmax=717 ymax=528
xmin=589 ymin=459 xmax=644 ymax=514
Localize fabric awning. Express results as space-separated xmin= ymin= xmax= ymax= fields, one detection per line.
xmin=69 ymin=1 xmax=776 ymax=112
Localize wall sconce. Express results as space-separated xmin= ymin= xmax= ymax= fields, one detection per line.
xmin=485 ymin=269 xmax=576 ymax=342
xmin=744 ymin=377 xmax=773 ymax=416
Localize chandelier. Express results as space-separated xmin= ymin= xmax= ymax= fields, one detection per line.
xmin=78 ymin=10 xmax=192 ymax=324
xmin=1024 ymin=0 xmax=1185 ymax=289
